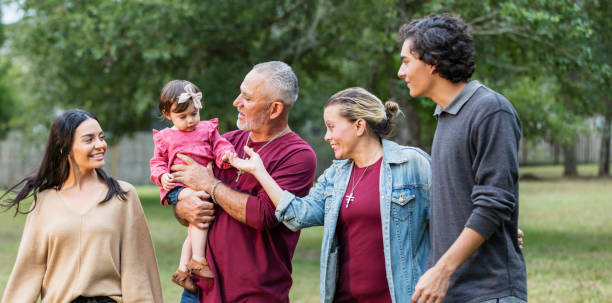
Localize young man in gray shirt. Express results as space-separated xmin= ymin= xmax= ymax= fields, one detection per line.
xmin=397 ymin=14 xmax=527 ymax=303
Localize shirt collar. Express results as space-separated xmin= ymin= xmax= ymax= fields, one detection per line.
xmin=433 ymin=80 xmax=482 ymax=117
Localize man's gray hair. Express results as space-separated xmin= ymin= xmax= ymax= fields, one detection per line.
xmin=252 ymin=61 xmax=299 ymax=106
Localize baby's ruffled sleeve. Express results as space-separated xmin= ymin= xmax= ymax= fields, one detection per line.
xmin=208 ymin=118 xmax=236 ymax=169
xmin=150 ymin=129 xmax=170 ymax=187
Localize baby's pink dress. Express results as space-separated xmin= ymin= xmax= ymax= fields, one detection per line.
xmin=150 ymin=118 xmax=235 ymax=205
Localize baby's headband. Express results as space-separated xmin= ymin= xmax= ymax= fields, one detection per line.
xmin=177 ymin=84 xmax=203 ymax=109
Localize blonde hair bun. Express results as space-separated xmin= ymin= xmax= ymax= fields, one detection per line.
xmin=326 ymin=87 xmax=399 ymax=138
xmin=384 ymin=101 xmax=400 ymax=121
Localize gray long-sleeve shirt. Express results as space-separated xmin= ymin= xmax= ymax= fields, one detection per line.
xmin=430 ymin=80 xmax=527 ymax=302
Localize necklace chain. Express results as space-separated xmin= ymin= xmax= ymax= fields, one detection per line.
xmin=345 ymin=164 xmax=369 ymax=208
xmin=235 ymin=126 xmax=291 ymax=182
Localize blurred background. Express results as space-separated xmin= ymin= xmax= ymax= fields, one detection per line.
xmin=0 ymin=0 xmax=610 ymax=302
xmin=0 ymin=0 xmax=609 ymax=184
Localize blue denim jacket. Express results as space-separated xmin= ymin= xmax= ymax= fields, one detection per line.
xmin=275 ymin=139 xmax=431 ymax=303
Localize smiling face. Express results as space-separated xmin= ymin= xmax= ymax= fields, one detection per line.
xmin=233 ymin=70 xmax=273 ymax=131
xmin=165 ymin=102 xmax=201 ymax=132
xmin=69 ymin=118 xmax=107 ymax=171
xmin=397 ymin=38 xmax=437 ymax=98
xmin=324 ymin=104 xmax=360 ymax=160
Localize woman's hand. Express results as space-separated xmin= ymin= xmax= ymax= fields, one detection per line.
xmin=228 ymin=146 xmax=265 ymax=176
xmin=230 ymin=146 xmax=283 ymax=207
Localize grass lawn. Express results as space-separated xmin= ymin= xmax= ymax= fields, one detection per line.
xmin=517 ymin=164 xmax=612 ymax=302
xmin=1 ymin=164 xmax=610 ymax=302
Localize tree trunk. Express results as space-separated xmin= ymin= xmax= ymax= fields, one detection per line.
xmin=563 ymin=142 xmax=578 ymax=177
xmin=521 ymin=140 xmax=528 ymax=165
xmin=553 ymin=143 xmax=560 ymax=165
xmin=598 ymin=114 xmax=611 ymax=177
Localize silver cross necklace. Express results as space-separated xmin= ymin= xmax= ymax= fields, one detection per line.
xmin=345 ymin=164 xmax=369 ymax=208
xmin=235 ymin=126 xmax=291 ymax=183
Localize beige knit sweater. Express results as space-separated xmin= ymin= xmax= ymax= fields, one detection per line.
xmin=1 ymin=181 xmax=163 ymax=303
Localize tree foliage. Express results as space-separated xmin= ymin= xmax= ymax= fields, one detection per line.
xmin=0 ymin=8 xmax=14 ymax=139
xmin=10 ymin=1 xmax=335 ymax=140
xmin=5 ymin=0 xmax=610 ymax=173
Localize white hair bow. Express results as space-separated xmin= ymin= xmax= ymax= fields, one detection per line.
xmin=177 ymin=84 xmax=203 ymax=109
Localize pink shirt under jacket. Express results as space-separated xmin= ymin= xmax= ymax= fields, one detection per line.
xmin=149 ymin=119 xmax=234 ymax=205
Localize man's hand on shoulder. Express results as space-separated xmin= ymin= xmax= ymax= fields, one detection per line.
xmin=174 ymin=188 xmax=215 ymax=229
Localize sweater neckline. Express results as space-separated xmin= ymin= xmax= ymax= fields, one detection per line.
xmin=53 ymin=186 xmax=108 ymax=216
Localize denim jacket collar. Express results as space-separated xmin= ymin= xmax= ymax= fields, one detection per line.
xmin=382 ymin=139 xmax=409 ymax=164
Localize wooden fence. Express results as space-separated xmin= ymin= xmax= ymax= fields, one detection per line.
xmin=0 ymin=130 xmax=609 ymax=187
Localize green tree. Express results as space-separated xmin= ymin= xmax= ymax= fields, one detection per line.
xmin=10 ymin=1 xmax=339 ymax=138
xmin=419 ymin=0 xmax=598 ymax=176
xmin=7 ymin=0 xmax=609 ymax=178
xmin=582 ymin=0 xmax=612 ymax=177
xmin=0 ymin=8 xmax=14 ymax=139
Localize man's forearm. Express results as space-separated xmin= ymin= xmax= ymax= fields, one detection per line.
xmin=435 ymin=227 xmax=485 ymax=274
xmin=212 ymin=181 xmax=250 ymax=224
xmin=411 ymin=227 xmax=486 ymax=302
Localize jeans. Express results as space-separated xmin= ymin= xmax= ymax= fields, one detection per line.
xmin=481 ymin=296 xmax=527 ymax=303
xmin=180 ymin=289 xmax=198 ymax=303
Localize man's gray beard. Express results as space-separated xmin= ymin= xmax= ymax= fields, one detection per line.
xmin=236 ymin=119 xmax=246 ymax=130
xmin=236 ymin=114 xmax=266 ymax=131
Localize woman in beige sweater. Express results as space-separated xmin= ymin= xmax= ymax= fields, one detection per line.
xmin=0 ymin=109 xmax=163 ymax=303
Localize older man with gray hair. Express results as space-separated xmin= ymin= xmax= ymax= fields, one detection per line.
xmin=170 ymin=61 xmax=317 ymax=303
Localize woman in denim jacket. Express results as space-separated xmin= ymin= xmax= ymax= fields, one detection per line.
xmin=229 ymin=87 xmax=431 ymax=303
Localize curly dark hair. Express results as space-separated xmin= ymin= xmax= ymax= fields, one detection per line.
xmin=398 ymin=14 xmax=475 ymax=83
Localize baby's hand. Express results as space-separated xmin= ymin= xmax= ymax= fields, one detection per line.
xmin=222 ymin=150 xmax=237 ymax=163
xmin=228 ymin=146 xmax=263 ymax=175
xmin=161 ymin=173 xmax=176 ymax=191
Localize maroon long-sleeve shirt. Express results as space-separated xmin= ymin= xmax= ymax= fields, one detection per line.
xmin=193 ymin=129 xmax=317 ymax=303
